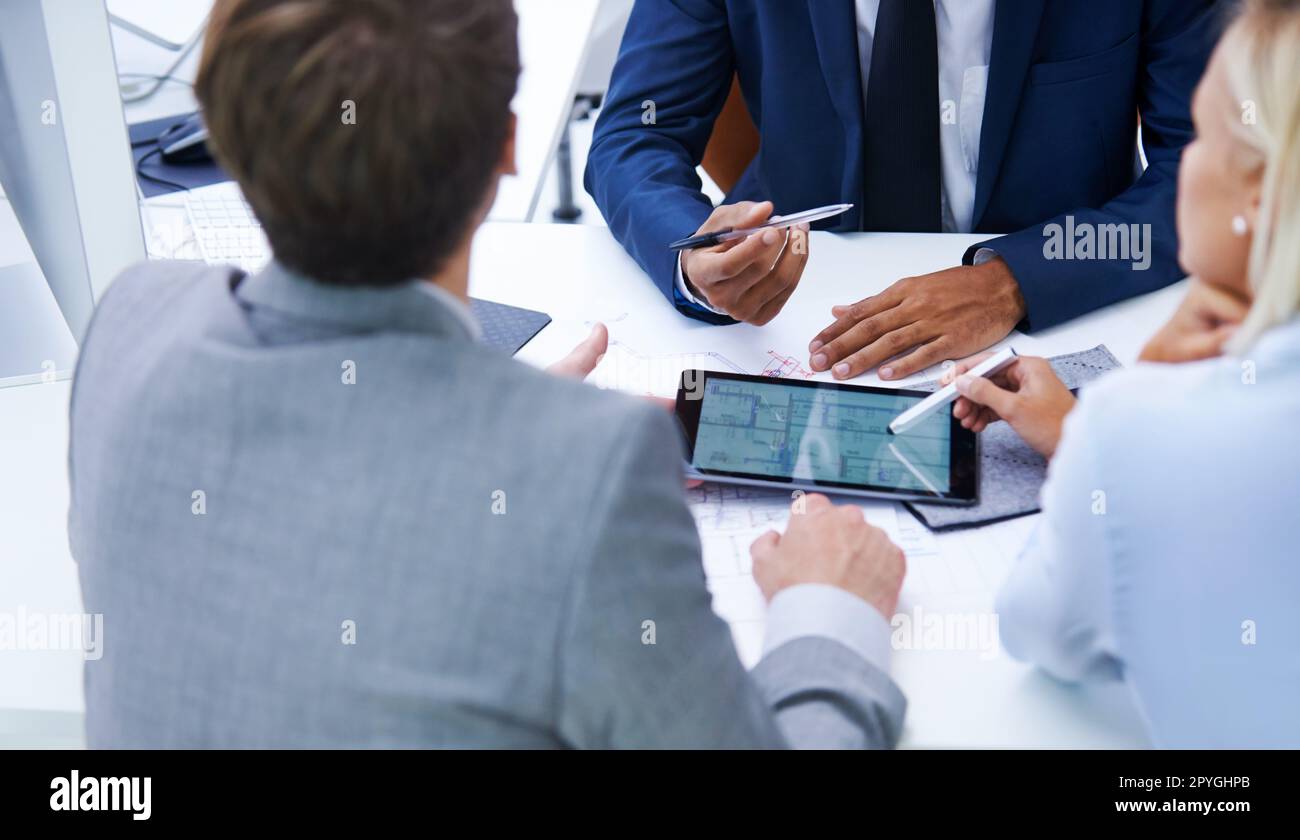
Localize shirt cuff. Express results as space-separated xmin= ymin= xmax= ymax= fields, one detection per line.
xmin=762 ymin=583 xmax=893 ymax=674
xmin=972 ymin=247 xmax=1000 ymax=266
xmin=675 ymin=254 xmax=728 ymax=315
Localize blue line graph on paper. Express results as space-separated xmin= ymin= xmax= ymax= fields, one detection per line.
xmin=588 ymin=341 xmax=746 ymax=396
xmin=761 ymin=350 xmax=816 ymax=379
xmin=589 ymin=340 xmax=828 ymax=397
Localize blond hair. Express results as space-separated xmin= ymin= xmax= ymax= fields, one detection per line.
xmin=1220 ymin=0 xmax=1300 ymax=351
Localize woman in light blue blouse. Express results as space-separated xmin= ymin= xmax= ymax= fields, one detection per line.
xmin=944 ymin=0 xmax=1300 ymax=747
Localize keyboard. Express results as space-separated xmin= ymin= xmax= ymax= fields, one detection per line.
xmin=185 ymin=184 xmax=271 ymax=273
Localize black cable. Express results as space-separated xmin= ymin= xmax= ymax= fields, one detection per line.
xmin=135 ymin=146 xmax=189 ymax=194
xmin=118 ymin=72 xmax=194 ymax=88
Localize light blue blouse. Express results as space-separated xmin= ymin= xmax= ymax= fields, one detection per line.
xmin=997 ymin=318 xmax=1300 ymax=748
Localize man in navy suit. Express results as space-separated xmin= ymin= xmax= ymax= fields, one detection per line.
xmin=585 ymin=0 xmax=1221 ymax=382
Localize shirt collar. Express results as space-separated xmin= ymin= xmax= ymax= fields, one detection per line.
xmin=234 ymin=261 xmax=480 ymax=343
xmin=417 ymin=281 xmax=483 ymax=341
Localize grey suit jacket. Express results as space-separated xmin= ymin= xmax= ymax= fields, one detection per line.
xmin=69 ymin=261 xmax=906 ymax=748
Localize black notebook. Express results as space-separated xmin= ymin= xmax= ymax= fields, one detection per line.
xmin=470 ymin=298 xmax=551 ymax=356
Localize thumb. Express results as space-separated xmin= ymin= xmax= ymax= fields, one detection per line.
xmin=750 ymin=530 xmax=780 ymax=562
xmin=955 ymin=373 xmax=1018 ymax=417
xmin=712 ymin=201 xmax=774 ymax=254
xmin=546 ymin=323 xmax=608 ymax=380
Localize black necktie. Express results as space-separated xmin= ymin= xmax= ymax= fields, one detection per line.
xmin=860 ymin=0 xmax=942 ymax=232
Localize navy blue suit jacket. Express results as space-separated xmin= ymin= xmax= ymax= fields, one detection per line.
xmin=585 ymin=0 xmax=1221 ymax=329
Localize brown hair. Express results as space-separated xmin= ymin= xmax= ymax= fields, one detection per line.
xmin=195 ymin=0 xmax=519 ymax=287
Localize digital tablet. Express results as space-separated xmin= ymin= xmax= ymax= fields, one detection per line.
xmin=674 ymin=370 xmax=978 ymax=505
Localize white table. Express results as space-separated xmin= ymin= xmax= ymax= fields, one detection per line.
xmin=469 ymin=224 xmax=1181 ymax=748
xmin=0 ymin=221 xmax=1184 ymax=748
xmin=110 ymin=0 xmax=600 ymax=222
xmin=498 ymin=0 xmax=602 ymax=221
xmin=0 ymin=375 xmax=80 ymax=746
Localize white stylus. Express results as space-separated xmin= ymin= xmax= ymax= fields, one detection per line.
xmin=887 ymin=348 xmax=1019 ymax=435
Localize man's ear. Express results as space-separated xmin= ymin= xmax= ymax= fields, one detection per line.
xmin=498 ymin=113 xmax=518 ymax=177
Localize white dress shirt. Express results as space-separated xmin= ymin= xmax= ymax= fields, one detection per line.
xmin=678 ymin=0 xmax=996 ymax=309
xmin=419 ymin=280 xmax=483 ymax=340
xmin=676 ymin=1 xmax=997 ymax=667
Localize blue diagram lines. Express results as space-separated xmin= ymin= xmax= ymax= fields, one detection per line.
xmin=692 ymin=378 xmax=949 ymax=490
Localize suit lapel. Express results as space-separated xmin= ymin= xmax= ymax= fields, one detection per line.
xmin=972 ymin=0 xmax=1047 ymax=227
xmin=807 ymin=0 xmax=865 ymax=229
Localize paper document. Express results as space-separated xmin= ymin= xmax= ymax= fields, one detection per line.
xmin=687 ymin=483 xmax=901 ymax=667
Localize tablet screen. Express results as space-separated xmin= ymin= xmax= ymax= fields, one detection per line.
xmin=675 ymin=370 xmax=977 ymax=503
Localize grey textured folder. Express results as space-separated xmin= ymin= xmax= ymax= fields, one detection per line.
xmin=904 ymin=345 xmax=1122 ymax=531
xmin=469 ymin=298 xmax=551 ymax=355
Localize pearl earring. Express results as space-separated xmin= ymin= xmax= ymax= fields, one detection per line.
xmin=1231 ymin=215 xmax=1249 ymax=236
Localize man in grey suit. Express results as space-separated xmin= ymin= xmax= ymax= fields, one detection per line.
xmin=70 ymin=0 xmax=909 ymax=748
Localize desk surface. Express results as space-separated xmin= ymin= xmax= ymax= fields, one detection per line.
xmin=1 ymin=221 xmax=1183 ymax=747
xmin=110 ymin=0 xmax=599 ymax=222
xmin=475 ymin=224 xmax=1182 ymax=748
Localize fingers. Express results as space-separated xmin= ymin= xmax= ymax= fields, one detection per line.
xmin=711 ymin=226 xmax=786 ymax=281
xmin=749 ymin=529 xmax=780 ymax=561
xmin=808 ymin=292 xmax=898 ymax=355
xmin=951 ymin=355 xmax=1043 ymax=394
xmin=954 ymin=372 xmax=1019 ymax=418
xmin=685 ymin=202 xmax=813 ymax=321
xmin=811 ymin=308 xmax=914 ymax=376
xmin=828 ymin=286 xmax=903 ymax=322
xmin=1139 ymin=326 xmax=1235 ymax=365
xmin=807 ymin=314 xmax=859 ymax=357
xmin=830 ymin=325 xmax=932 ymax=380
xmin=728 ymin=200 xmax=774 ymax=228
xmin=954 ymin=396 xmax=999 ymax=427
xmin=791 ymin=492 xmax=832 ymax=517
xmin=736 ymin=226 xmax=809 ymax=325
xmin=1003 ymin=356 xmax=1056 ymax=389
xmin=940 ymin=351 xmax=995 ymax=385
xmin=749 ymin=279 xmax=799 ymax=326
xmin=874 ymin=336 xmax=952 ymax=381
xmin=1195 ymin=280 xmax=1251 ymax=326
xmin=708 ymin=200 xmax=775 ymax=260
xmin=837 ymin=503 xmax=866 ymax=524
xmin=703 ymin=201 xmax=774 ymax=250
xmin=969 ymin=408 xmax=999 ymax=432
xmin=957 ymin=403 xmax=1000 ymax=431
xmin=546 ymin=323 xmax=608 ymax=380
xmin=1178 ymin=324 xmax=1238 ymax=362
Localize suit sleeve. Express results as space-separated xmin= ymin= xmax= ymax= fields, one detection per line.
xmin=583 ymin=0 xmax=738 ymax=325
xmin=995 ymin=397 xmax=1123 ymax=683
xmin=965 ymin=0 xmax=1219 ymax=330
xmin=555 ymin=402 xmax=905 ymax=748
